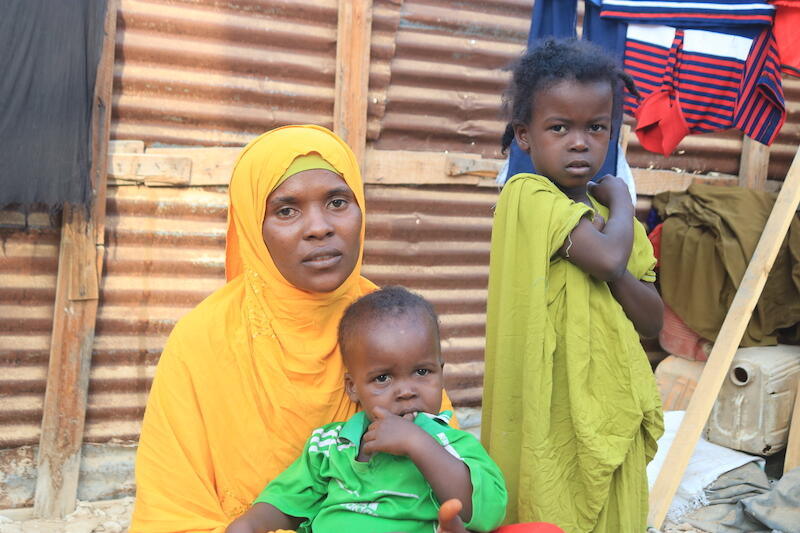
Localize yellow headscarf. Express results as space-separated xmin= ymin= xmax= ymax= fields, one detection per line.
xmin=131 ymin=125 xmax=377 ymax=533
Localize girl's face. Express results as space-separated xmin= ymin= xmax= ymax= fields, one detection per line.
xmin=514 ymin=79 xmax=613 ymax=197
xmin=261 ymin=169 xmax=362 ymax=293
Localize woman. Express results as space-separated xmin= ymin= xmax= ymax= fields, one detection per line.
xmin=130 ymin=125 xmax=455 ymax=533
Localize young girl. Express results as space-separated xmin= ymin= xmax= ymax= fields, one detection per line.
xmin=481 ymin=39 xmax=665 ymax=532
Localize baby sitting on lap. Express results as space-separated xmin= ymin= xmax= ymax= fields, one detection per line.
xmin=227 ymin=286 xmax=507 ymax=533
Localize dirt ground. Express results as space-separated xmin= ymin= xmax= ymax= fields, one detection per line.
xmin=0 ymin=498 xmax=133 ymax=533
xmin=0 ymin=497 xmax=704 ymax=533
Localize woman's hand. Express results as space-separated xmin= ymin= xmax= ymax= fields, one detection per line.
xmin=587 ymin=175 xmax=630 ymax=208
xmin=437 ymin=499 xmax=470 ymax=533
xmin=361 ymin=406 xmax=426 ymax=459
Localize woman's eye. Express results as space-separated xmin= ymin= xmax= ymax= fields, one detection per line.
xmin=374 ymin=374 xmax=389 ymax=383
xmin=276 ymin=207 xmax=296 ymax=218
xmin=329 ymin=198 xmax=348 ymax=209
xmin=415 ymin=369 xmax=430 ymax=376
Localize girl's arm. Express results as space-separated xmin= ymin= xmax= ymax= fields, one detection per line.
xmin=609 ymin=273 xmax=664 ymax=338
xmin=225 ymin=503 xmax=302 ymax=533
xmin=558 ymin=175 xmax=633 ymax=281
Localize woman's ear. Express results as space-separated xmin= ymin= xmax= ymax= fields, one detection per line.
xmin=344 ymin=373 xmax=359 ymax=404
xmin=514 ymin=123 xmax=532 ymax=153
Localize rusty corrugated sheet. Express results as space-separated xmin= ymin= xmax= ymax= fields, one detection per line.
xmin=374 ymin=0 xmax=531 ymax=155
xmin=112 ymin=0 xmax=400 ymax=146
xmin=0 ymin=183 xmax=495 ymax=448
xmin=0 ymin=214 xmax=59 ymax=449
xmin=112 ymin=0 xmax=799 ymax=178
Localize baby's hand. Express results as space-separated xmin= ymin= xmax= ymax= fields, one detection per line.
xmin=436 ymin=499 xmax=469 ymax=533
xmin=361 ymin=406 xmax=426 ymax=459
xmin=587 ymin=175 xmax=630 ymax=208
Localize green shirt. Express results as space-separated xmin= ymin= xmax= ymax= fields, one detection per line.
xmin=255 ymin=410 xmax=507 ymax=532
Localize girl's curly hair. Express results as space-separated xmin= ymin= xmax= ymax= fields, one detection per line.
xmin=500 ymin=38 xmax=639 ymax=154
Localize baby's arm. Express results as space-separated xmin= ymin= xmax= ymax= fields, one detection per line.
xmin=558 ymin=175 xmax=633 ymax=281
xmin=361 ymin=406 xmax=475 ymax=523
xmin=226 ymin=502 xmax=302 ymax=533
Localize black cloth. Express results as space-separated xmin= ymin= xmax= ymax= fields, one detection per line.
xmin=0 ymin=0 xmax=107 ymax=208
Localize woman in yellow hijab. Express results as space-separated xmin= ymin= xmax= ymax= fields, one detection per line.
xmin=130 ymin=125 xmax=453 ymax=533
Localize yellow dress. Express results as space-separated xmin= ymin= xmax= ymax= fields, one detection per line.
xmin=130 ymin=125 xmax=454 ymax=533
xmin=481 ymin=174 xmax=664 ymax=532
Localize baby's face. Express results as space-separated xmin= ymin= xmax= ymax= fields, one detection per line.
xmin=344 ymin=314 xmax=444 ymax=421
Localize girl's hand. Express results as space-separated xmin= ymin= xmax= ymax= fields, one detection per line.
xmin=587 ymin=175 xmax=630 ymax=208
xmin=436 ymin=499 xmax=470 ymax=533
xmin=361 ymin=406 xmax=426 ymax=459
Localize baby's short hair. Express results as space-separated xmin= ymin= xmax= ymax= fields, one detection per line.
xmin=338 ymin=286 xmax=440 ymax=362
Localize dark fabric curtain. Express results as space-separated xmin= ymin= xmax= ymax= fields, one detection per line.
xmin=0 ymin=0 xmax=107 ymax=209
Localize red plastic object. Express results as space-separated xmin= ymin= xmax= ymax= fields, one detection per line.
xmin=493 ymin=523 xmax=565 ymax=533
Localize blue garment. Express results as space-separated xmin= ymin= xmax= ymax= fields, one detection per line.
xmin=506 ymin=0 xmax=628 ymax=183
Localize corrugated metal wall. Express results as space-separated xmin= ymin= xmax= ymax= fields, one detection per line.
xmin=112 ymin=0 xmax=800 ymax=178
xmin=112 ymin=0 xmax=401 ymax=145
xmin=0 ymin=183 xmax=494 ymax=448
xmin=0 ymin=214 xmax=59 ymax=449
xmin=4 ymin=0 xmax=799 ymax=450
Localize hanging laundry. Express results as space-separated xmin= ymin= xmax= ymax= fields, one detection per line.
xmin=600 ymin=0 xmax=775 ymax=28
xmin=770 ymin=0 xmax=800 ymax=77
xmin=622 ymin=24 xmax=784 ymax=155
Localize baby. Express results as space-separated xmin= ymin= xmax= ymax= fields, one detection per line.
xmin=227 ymin=286 xmax=507 ymax=533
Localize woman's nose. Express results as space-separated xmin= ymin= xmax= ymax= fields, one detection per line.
xmin=303 ymin=206 xmax=334 ymax=239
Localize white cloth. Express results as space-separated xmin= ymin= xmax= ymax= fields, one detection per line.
xmin=647 ymin=411 xmax=765 ymax=523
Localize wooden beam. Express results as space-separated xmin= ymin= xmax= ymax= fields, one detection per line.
xmin=33 ymin=0 xmax=117 ymax=518
xmin=333 ymin=0 xmax=373 ymax=169
xmin=785 ymin=389 xmax=800 ymax=473
xmin=108 ymin=153 xmax=192 ymax=186
xmin=648 ymin=145 xmax=800 ymax=529
xmin=632 ymin=168 xmax=739 ymax=196
xmin=739 ymin=135 xmax=770 ymax=190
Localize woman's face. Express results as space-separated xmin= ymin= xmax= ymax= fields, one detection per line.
xmin=262 ymin=169 xmax=362 ymax=293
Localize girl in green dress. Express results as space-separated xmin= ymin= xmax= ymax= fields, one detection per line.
xmin=482 ymin=38 xmax=665 ymax=533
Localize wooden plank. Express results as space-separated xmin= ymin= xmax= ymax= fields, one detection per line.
xmin=333 ymin=0 xmax=373 ymax=169
xmin=446 ymin=154 xmax=503 ymax=178
xmin=365 ymin=149 xmax=496 ymax=186
xmin=739 ymin=135 xmax=770 ymax=190
xmin=108 ymin=139 xmax=144 ymax=154
xmin=108 ymin=153 xmax=192 ymax=186
xmin=33 ymin=0 xmax=117 ymax=518
xmin=648 ymin=145 xmax=800 ymax=529
xmin=633 ymin=168 xmax=739 ymax=196
xmin=785 ymin=387 xmax=800 ymax=473
xmin=146 ymin=146 xmax=240 ymax=186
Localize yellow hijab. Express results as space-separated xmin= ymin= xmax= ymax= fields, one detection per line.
xmin=131 ymin=125 xmax=377 ymax=533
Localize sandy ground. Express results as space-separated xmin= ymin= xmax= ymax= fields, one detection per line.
xmin=0 ymin=498 xmax=133 ymax=533
xmin=0 ymin=497 xmax=704 ymax=533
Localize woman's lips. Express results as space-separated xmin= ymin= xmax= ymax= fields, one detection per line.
xmin=302 ymin=249 xmax=343 ymax=269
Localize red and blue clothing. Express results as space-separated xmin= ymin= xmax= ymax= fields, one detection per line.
xmin=622 ymin=22 xmax=785 ymax=155
xmin=600 ymin=0 xmax=775 ymax=28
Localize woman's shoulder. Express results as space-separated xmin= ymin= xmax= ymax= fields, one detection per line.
xmin=168 ymin=276 xmax=245 ymax=345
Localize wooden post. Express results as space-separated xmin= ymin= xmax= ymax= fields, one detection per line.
xmin=648 ymin=145 xmax=800 ymax=529
xmin=333 ymin=0 xmax=373 ymax=170
xmin=33 ymin=0 xmax=117 ymax=518
xmin=738 ymin=135 xmax=770 ymax=190
xmin=785 ymin=387 xmax=800 ymax=473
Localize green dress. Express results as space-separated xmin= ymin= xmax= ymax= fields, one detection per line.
xmin=481 ymin=174 xmax=664 ymax=532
